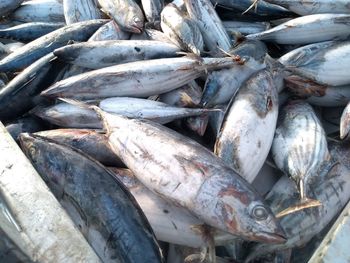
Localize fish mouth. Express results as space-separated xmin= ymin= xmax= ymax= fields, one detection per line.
xmin=129 ymin=25 xmax=143 ymax=34
xmin=256 ymin=230 xmax=287 ymax=244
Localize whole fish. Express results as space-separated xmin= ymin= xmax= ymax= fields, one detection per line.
xmin=0 ymin=0 xmax=24 ymax=18
xmin=97 ymin=0 xmax=144 ymax=33
xmin=271 ymin=101 xmax=330 ymax=215
xmin=6 ymin=116 xmax=49 ymax=142
xmin=246 ymin=14 xmax=350 ymax=45
xmin=214 ymin=0 xmax=292 ymax=17
xmin=285 ymin=74 xmax=350 ymax=107
xmin=214 ymin=67 xmax=279 ymax=183
xmin=141 ymin=0 xmax=164 ymax=24
xmin=11 ymin=0 xmax=65 ymax=23
xmin=20 ymin=133 xmax=164 ymax=263
xmin=34 ymin=129 xmax=123 ymax=167
xmin=109 ymin=167 xmax=234 ymax=248
xmin=41 ymin=57 xmax=240 ymax=99
xmin=95 ymin=108 xmax=286 ymax=243
xmin=0 ymin=53 xmax=60 ymax=121
xmin=200 ymin=40 xmax=267 ymax=107
xmin=63 ymin=0 xmax=101 ymax=25
xmin=287 ymin=41 xmax=350 ymax=86
xmin=246 ymin=144 xmax=350 ymax=261
xmin=0 ymin=124 xmax=101 ymax=262
xmin=264 ymin=0 xmax=350 ymax=15
xmin=340 ymin=102 xmax=350 ymax=140
xmin=0 ymin=19 xmax=107 ymax=72
xmin=88 ymin=20 xmax=130 ymax=41
xmin=0 ymin=22 xmax=64 ymax=42
xmin=223 ymin=21 xmax=270 ymax=35
xmin=161 ymin=4 xmax=203 ymax=55
xmin=54 ymin=40 xmax=181 ymax=69
xmin=184 ymin=0 xmax=232 ymax=55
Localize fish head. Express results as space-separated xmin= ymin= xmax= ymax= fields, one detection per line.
xmin=124 ymin=10 xmax=144 ymax=34
xmin=19 ymin=133 xmax=65 ymax=198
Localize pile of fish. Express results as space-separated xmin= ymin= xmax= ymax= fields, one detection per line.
xmin=0 ymin=0 xmax=350 ymax=262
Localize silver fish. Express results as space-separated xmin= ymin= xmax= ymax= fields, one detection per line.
xmin=97 ymin=0 xmax=145 ymax=33
xmin=0 ymin=0 xmax=24 ymax=17
xmin=63 ymin=0 xmax=101 ymax=25
xmin=88 ymin=20 xmax=130 ymax=41
xmin=215 ymin=67 xmax=279 ymax=183
xmin=41 ymin=57 xmax=240 ymax=99
xmin=246 ymin=14 xmax=350 ymax=45
xmin=184 ymin=0 xmax=232 ymax=55
xmin=272 ymin=100 xmax=330 ymax=212
xmin=11 ymin=0 xmax=65 ymax=23
xmin=141 ymin=0 xmax=163 ymax=24
xmin=161 ymin=4 xmax=204 ymax=55
xmin=340 ymin=102 xmax=350 ymax=140
xmin=54 ymin=40 xmax=181 ymax=69
xmin=95 ymin=108 xmax=286 ymax=243
xmin=223 ymin=21 xmax=270 ymax=35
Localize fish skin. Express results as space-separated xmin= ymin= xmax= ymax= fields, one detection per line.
xmin=11 ymin=0 xmax=65 ymax=23
xmin=88 ymin=20 xmax=130 ymax=41
xmin=214 ymin=68 xmax=279 ymax=183
xmin=0 ymin=22 xmax=64 ymax=42
xmin=272 ymin=100 xmax=330 ymax=201
xmin=141 ymin=0 xmax=164 ymax=24
xmin=264 ymin=0 xmax=350 ymax=15
xmin=287 ymin=41 xmax=350 ymax=86
xmin=97 ymin=0 xmax=145 ymax=33
xmin=96 ymin=108 xmax=286 ymax=244
xmin=161 ymin=4 xmax=203 ymax=55
xmin=0 ymin=19 xmax=108 ymax=72
xmin=53 ymin=40 xmax=181 ymax=69
xmin=245 ymin=144 xmax=350 ymax=261
xmin=63 ymin=0 xmax=101 ymax=25
xmin=35 ymin=129 xmax=124 ymax=167
xmin=201 ymin=40 xmax=267 ymax=107
xmin=0 ymin=53 xmax=59 ymax=122
xmin=246 ymin=14 xmax=350 ymax=45
xmin=41 ymin=57 xmax=240 ymax=100
xmin=214 ymin=0 xmax=292 ymax=17
xmin=340 ymin=102 xmax=350 ymax=140
xmin=6 ymin=116 xmax=49 ymax=142
xmin=223 ymin=21 xmax=270 ymax=35
xmin=20 ymin=133 xmax=164 ymax=263
xmin=0 ymin=0 xmax=24 ymax=17
xmin=184 ymin=0 xmax=232 ymax=55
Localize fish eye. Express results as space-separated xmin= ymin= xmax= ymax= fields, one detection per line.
xmin=251 ymin=205 xmax=268 ymax=221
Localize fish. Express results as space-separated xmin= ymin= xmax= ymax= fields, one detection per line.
xmin=88 ymin=20 xmax=130 ymax=41
xmin=0 ymin=0 xmax=24 ymax=18
xmin=19 ymin=133 xmax=164 ymax=263
xmin=141 ymin=0 xmax=164 ymax=25
xmin=223 ymin=21 xmax=270 ymax=35
xmin=53 ymin=40 xmax=181 ymax=69
xmin=0 ymin=42 xmax=11 ymax=60
xmin=41 ymin=57 xmax=241 ymax=100
xmin=184 ymin=0 xmax=232 ymax=55
xmin=161 ymin=4 xmax=204 ymax=55
xmin=340 ymin=102 xmax=350 ymax=140
xmin=108 ymin=167 xmax=234 ymax=248
xmin=0 ymin=19 xmax=108 ymax=72
xmin=246 ymin=14 xmax=350 ymax=45
xmin=245 ymin=144 xmax=350 ymax=261
xmin=263 ymin=0 xmax=350 ymax=15
xmin=11 ymin=0 xmax=65 ymax=23
xmin=286 ymin=41 xmax=350 ymax=86
xmin=214 ymin=66 xmax=280 ymax=184
xmin=0 ymin=53 xmax=61 ymax=122
xmin=63 ymin=0 xmax=102 ymax=25
xmin=97 ymin=0 xmax=145 ymax=33
xmin=34 ymin=97 xmax=211 ymax=128
xmin=6 ymin=116 xmax=49 ymax=142
xmin=200 ymin=40 xmax=267 ymax=107
xmin=0 ymin=22 xmax=65 ymax=42
xmin=34 ymin=129 xmax=123 ymax=167
xmin=94 ymin=107 xmax=286 ymax=243
xmin=271 ymin=100 xmax=330 ymax=214
xmin=0 ymin=124 xmax=101 ymax=262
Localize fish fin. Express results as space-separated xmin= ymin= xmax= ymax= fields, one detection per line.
xmin=276 ymin=198 xmax=322 ymax=218
xmin=285 ymin=75 xmax=328 ymax=97
xmin=184 ymin=247 xmax=207 ymax=263
xmin=91 ymin=106 xmax=112 ymax=136
xmin=58 ymin=98 xmax=92 ymax=109
xmin=0 ymin=191 xmax=22 ymax=233
xmin=217 ymin=47 xmax=243 ymax=64
xmin=242 ymin=0 xmax=259 ymax=14
xmin=180 ymin=92 xmax=197 ymax=107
